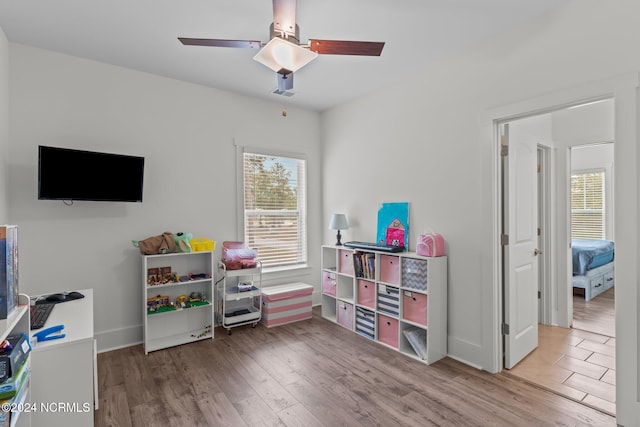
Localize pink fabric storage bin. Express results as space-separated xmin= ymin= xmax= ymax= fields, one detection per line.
xmin=416 ymin=233 xmax=445 ymax=257
xmin=261 ymin=283 xmax=313 ymax=328
xmin=379 ymin=255 xmax=400 ymax=285
xmin=337 ymin=301 xmax=354 ymax=330
xmin=402 ymin=290 xmax=428 ymax=326
xmin=357 ymin=279 xmax=375 ymax=309
xmin=377 ymin=314 xmax=399 ymax=348
xmin=322 ymin=271 xmax=337 ymax=296
xmin=338 ymin=249 xmax=354 ymax=275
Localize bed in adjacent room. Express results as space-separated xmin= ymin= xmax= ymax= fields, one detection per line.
xmin=572 ymin=238 xmax=615 ymax=301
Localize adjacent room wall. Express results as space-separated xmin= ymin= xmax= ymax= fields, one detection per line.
xmin=0 ymin=26 xmax=8 ymax=221
xmin=8 ymin=43 xmax=322 ymax=351
xmin=321 ymin=3 xmax=638 ymax=423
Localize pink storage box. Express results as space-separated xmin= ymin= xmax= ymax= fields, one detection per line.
xmin=357 ymin=279 xmax=375 ymax=309
xmin=338 ymin=249 xmax=354 ymax=275
xmin=379 ymin=255 xmax=400 ymax=285
xmin=260 ymin=283 xmax=313 ymax=328
xmin=416 ymin=233 xmax=445 ymax=257
xmin=337 ymin=301 xmax=354 ymax=330
xmin=377 ymin=314 xmax=399 ymax=348
xmin=402 ymin=290 xmax=428 ymax=326
xmin=322 ymin=271 xmax=337 ymax=296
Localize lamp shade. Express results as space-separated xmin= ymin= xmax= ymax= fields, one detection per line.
xmin=329 ymin=214 xmax=349 ymax=231
xmin=254 ymin=36 xmax=318 ymax=74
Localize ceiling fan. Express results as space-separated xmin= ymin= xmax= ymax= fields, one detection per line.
xmin=178 ymin=0 xmax=385 ymax=95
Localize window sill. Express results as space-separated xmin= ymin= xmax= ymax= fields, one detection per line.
xmin=262 ymin=264 xmax=312 ymax=276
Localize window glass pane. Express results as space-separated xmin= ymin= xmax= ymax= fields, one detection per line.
xmin=570 ymin=171 xmax=605 ymax=239
xmin=243 ymin=152 xmax=307 ymax=268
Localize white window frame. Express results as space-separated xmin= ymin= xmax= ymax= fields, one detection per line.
xmin=570 ymin=168 xmax=606 ymax=240
xmin=236 ymin=146 xmax=308 ymax=271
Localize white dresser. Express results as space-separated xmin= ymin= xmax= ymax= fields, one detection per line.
xmin=29 ymin=289 xmax=95 ymax=427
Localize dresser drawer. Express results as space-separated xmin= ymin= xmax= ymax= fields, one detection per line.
xmin=357 ymin=279 xmax=375 ymax=309
xmin=590 ymin=275 xmax=605 ymax=298
xmin=337 ymin=301 xmax=354 ymax=330
xmin=322 ymin=271 xmax=337 ymax=296
xmin=402 ymin=258 xmax=429 ymax=291
xmin=379 ymin=255 xmax=400 ymax=285
xmin=377 ymin=284 xmax=400 ymax=317
xmin=338 ymin=249 xmax=354 ymax=275
xmin=604 ymin=271 xmax=614 ymax=289
xmin=402 ymin=290 xmax=428 ymax=326
xmin=356 ymin=307 xmax=375 ymax=340
xmin=377 ymin=314 xmax=399 ymax=349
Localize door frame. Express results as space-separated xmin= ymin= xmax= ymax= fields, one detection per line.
xmin=538 ymin=144 xmax=553 ymax=326
xmin=486 ymin=74 xmax=639 ymax=395
xmin=487 ymin=72 xmax=640 ymax=424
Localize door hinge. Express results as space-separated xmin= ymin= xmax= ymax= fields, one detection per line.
xmin=537 ymin=227 xmax=541 ymax=236
xmin=501 ymin=144 xmax=509 ymax=157
xmin=537 ymin=163 xmax=541 ymax=173
xmin=501 ymin=234 xmax=509 ymax=246
xmin=538 ymin=291 xmax=541 ymax=299
xmin=502 ymin=323 xmax=510 ymax=335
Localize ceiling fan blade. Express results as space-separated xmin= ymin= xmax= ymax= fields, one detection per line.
xmin=309 ymin=40 xmax=385 ymax=56
xmin=272 ymin=0 xmax=297 ymax=38
xmin=178 ymin=38 xmax=261 ymax=49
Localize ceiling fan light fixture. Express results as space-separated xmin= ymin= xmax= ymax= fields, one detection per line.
xmin=253 ymin=36 xmax=318 ymax=73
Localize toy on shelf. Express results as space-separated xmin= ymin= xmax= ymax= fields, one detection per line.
xmin=174 ymin=232 xmax=193 ymax=252
xmin=191 ymin=238 xmax=216 ymax=252
xmin=147 ymin=295 xmax=175 ymax=314
xmin=133 ymin=231 xmax=201 ymax=255
xmin=221 ymin=241 xmax=258 ymax=270
xmin=133 ymin=232 xmax=176 ymax=255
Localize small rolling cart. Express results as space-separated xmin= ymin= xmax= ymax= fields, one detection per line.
xmin=216 ymin=261 xmax=262 ymax=334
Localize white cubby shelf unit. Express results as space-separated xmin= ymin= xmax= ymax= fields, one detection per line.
xmin=321 ymin=245 xmax=447 ymax=365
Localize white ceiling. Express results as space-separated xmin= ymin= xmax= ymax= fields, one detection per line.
xmin=0 ymin=0 xmax=571 ymax=112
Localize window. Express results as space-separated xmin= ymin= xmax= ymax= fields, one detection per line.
xmin=242 ymin=151 xmax=307 ymax=269
xmin=571 ymin=170 xmax=605 ymax=239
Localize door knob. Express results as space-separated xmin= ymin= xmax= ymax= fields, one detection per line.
xmin=534 ymin=249 xmax=542 ymax=256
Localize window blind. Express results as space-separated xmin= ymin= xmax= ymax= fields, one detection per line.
xmin=571 ymin=171 xmax=605 ymax=239
xmin=242 ymin=152 xmax=307 ymax=268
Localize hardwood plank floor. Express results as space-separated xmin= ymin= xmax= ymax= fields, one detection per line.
xmin=572 ymin=287 xmax=615 ymax=338
xmin=95 ymin=308 xmax=615 ymax=426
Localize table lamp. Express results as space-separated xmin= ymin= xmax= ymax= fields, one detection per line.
xmin=329 ymin=213 xmax=349 ymax=246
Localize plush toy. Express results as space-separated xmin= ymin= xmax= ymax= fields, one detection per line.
xmin=132 ymin=232 xmax=176 ymax=255
xmin=174 ymin=232 xmax=193 ymax=253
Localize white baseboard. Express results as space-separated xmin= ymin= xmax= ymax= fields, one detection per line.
xmin=95 ymin=324 xmax=142 ymax=353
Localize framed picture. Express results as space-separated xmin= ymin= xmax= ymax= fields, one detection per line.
xmin=376 ymin=202 xmax=409 ymax=249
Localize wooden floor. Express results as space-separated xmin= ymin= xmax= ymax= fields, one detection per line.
xmin=572 ymin=287 xmax=615 ymax=338
xmin=507 ymin=287 xmax=616 ymax=416
xmin=95 ymin=307 xmax=615 ymax=427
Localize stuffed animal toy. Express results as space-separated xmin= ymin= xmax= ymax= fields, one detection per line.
xmin=174 ymin=232 xmax=193 ymax=252
xmin=132 ymin=232 xmax=176 ymax=255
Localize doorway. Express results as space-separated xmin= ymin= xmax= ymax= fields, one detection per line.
xmin=501 ymin=99 xmax=616 ymax=415
xmin=570 ymin=142 xmax=615 ymax=339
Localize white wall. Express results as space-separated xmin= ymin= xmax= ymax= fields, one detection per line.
xmin=0 ymin=26 xmax=8 ymax=221
xmin=8 ymin=43 xmax=322 ymax=351
xmin=321 ymin=1 xmax=639 ymax=423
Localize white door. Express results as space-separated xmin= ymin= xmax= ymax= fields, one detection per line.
xmin=503 ymin=122 xmax=539 ymax=369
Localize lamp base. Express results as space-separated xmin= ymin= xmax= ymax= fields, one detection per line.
xmin=335 ymin=230 xmax=343 ymax=246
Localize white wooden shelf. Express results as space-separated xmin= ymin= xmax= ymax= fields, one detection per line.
xmin=321 ymin=245 xmax=447 ymax=365
xmin=143 ymin=251 xmax=214 ymax=354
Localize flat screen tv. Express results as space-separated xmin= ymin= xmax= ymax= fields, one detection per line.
xmin=38 ymin=145 xmax=145 ymax=202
